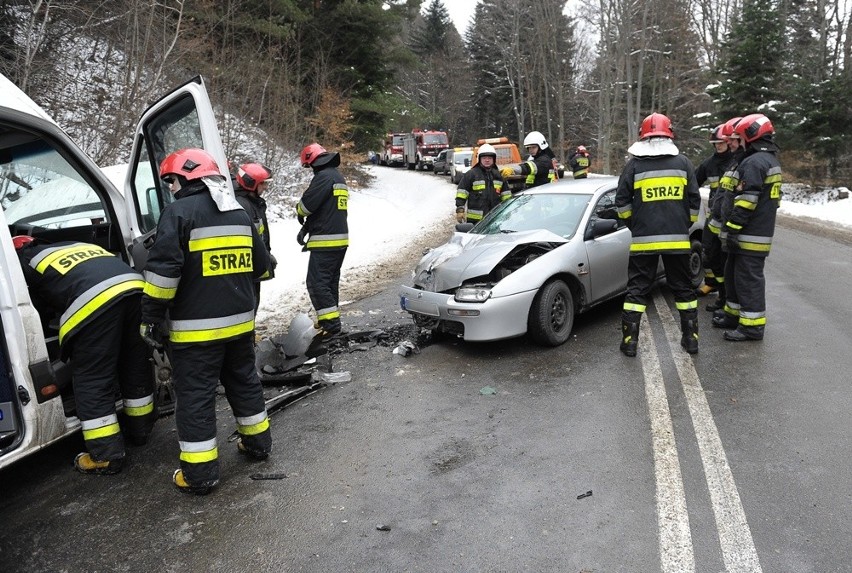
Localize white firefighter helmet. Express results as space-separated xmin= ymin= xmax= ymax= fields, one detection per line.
xmin=523 ymin=131 xmax=549 ymax=150
xmin=477 ymin=143 xmax=497 ymax=160
xmin=281 ymin=312 xmax=321 ymax=358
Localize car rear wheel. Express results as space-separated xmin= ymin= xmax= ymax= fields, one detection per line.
xmin=528 ymin=279 xmax=575 ymax=346
xmin=689 ymin=239 xmax=703 ymax=288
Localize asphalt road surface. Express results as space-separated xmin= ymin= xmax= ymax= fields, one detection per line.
xmin=0 ymin=222 xmax=849 ymax=573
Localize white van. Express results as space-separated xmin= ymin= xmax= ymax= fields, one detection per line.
xmin=0 ymin=73 xmax=229 ymax=469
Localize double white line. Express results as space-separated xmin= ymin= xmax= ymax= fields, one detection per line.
xmin=639 ymin=293 xmax=763 ymax=573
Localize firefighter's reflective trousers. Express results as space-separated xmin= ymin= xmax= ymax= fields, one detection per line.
xmin=306 ymin=249 xmax=347 ymax=332
xmin=170 ymin=333 xmax=271 ymax=487
xmin=722 ymin=252 xmax=767 ymax=329
xmin=622 ymin=253 xmax=698 ymax=320
xmin=67 ymin=295 xmax=156 ymax=462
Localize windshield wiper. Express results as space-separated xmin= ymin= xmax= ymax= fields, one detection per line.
xmin=499 ymin=229 xmax=516 ymax=233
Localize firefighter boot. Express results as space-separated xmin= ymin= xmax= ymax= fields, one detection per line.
xmin=237 ymin=439 xmax=270 ymax=461
xmin=619 ymin=319 xmax=640 ymax=357
xmin=74 ymin=452 xmax=124 ymax=475
xmin=680 ymin=311 xmax=699 ymax=355
xmin=711 ymin=312 xmax=738 ymax=329
xmin=172 ymin=469 xmax=216 ymax=496
xmin=706 ymin=284 xmax=726 ymax=312
xmin=723 ymin=325 xmax=764 ymax=342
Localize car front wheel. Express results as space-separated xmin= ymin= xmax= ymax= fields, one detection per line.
xmin=527 ymin=279 xmax=575 ymax=346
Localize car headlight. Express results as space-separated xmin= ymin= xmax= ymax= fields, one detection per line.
xmin=454 ymin=286 xmax=492 ymax=303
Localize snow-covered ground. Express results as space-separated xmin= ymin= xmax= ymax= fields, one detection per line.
xmin=256 ymin=167 xmax=852 ymax=335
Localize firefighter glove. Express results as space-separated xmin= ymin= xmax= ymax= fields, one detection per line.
xmin=140 ymin=322 xmax=165 ymax=350
xmin=296 ymin=227 xmax=308 ymax=246
xmin=455 ymin=209 xmax=466 ymax=224
xmin=269 ymin=254 xmax=278 ymax=271
xmin=725 ymin=233 xmax=740 ymax=250
xmin=500 ymin=166 xmax=517 ymax=178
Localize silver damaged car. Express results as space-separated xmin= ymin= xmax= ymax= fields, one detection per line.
xmin=399 ymin=176 xmax=704 ymax=346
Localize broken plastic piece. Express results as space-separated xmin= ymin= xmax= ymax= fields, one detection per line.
xmin=376 ymin=524 xmax=391 ymax=531
xmin=392 ymin=340 xmax=420 ymax=357
xmin=577 ymin=490 xmax=592 ymax=500
xmin=311 ymin=371 xmax=351 ymax=384
xmin=250 ymin=472 xmax=288 ymax=480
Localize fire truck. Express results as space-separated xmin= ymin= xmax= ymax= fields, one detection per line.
xmin=402 ymin=129 xmax=450 ymax=170
xmin=382 ymin=132 xmax=407 ymax=166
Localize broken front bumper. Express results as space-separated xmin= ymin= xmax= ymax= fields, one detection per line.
xmin=399 ymin=285 xmax=537 ymax=342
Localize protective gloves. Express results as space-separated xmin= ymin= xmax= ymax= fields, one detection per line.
xmin=140 ymin=322 xmax=165 ymax=349
xmin=455 ymin=209 xmax=466 ymax=224
xmin=500 ymin=166 xmax=517 ymax=178
xmin=725 ymin=233 xmax=740 ymax=251
xmin=296 ymin=227 xmax=308 ymax=246
xmin=269 ymin=254 xmax=278 ymax=271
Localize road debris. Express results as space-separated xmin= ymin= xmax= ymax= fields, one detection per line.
xmin=577 ymin=490 xmax=593 ymax=500
xmin=393 ymin=340 xmax=419 ymax=357
xmin=250 ymin=472 xmax=288 ymax=480
xmin=479 ymin=386 xmax=497 ymax=395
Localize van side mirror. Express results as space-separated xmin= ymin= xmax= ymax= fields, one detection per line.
xmin=464 ymin=159 xmax=470 ymax=167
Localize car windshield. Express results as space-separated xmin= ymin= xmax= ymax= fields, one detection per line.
xmin=453 ymin=152 xmax=471 ymax=164
xmin=473 ymin=192 xmax=593 ymax=239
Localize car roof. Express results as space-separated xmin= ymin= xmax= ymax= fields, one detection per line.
xmin=523 ymin=175 xmax=618 ymax=197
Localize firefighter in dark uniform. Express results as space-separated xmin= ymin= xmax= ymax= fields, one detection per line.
xmin=568 ymin=145 xmax=591 ymax=179
xmin=297 ymin=143 xmax=349 ymax=336
xmin=712 ymin=113 xmax=781 ymax=341
xmin=14 ymin=237 xmax=154 ymax=475
xmin=235 ymin=162 xmax=275 ymax=312
xmin=615 ymin=112 xmax=701 ymax=356
xmin=141 ymin=148 xmax=271 ymax=495
xmin=455 ymin=143 xmax=510 ymax=224
xmin=501 ymin=130 xmax=557 ymax=188
xmin=695 ymin=124 xmax=733 ymax=300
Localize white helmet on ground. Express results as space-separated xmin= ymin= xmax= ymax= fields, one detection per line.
xmin=523 ymin=131 xmax=548 ymax=150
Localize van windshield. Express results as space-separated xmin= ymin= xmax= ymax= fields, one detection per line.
xmin=1 ymin=136 xmax=107 ymax=229
xmin=453 ymin=151 xmax=471 ymax=164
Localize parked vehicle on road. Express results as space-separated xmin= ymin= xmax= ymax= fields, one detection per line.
xmin=0 ymin=73 xmax=228 ymax=469
xmin=382 ymin=133 xmax=406 ymax=166
xmin=433 ymin=149 xmax=450 ymax=175
xmin=448 ymin=147 xmax=473 ymax=184
xmin=400 ymin=176 xmax=704 ymax=346
xmin=402 ymin=129 xmax=449 ymax=170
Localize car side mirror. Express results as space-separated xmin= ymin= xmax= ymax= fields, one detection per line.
xmin=585 ymin=218 xmax=618 ymax=240
xmin=455 ymin=222 xmax=474 ymax=233
xmin=464 ymin=159 xmax=470 ymax=167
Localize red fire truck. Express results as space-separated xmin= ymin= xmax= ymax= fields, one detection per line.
xmin=402 ymin=129 xmax=450 ymax=170
xmin=382 ymin=132 xmax=407 ymax=166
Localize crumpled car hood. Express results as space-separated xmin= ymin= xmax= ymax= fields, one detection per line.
xmin=414 ymin=229 xmax=568 ymax=292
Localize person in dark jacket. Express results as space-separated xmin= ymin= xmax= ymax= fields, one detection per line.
xmin=141 ymin=148 xmax=271 ymax=495
xmin=14 ymin=236 xmax=154 ymax=475
xmin=501 ymin=130 xmax=557 ymax=188
xmin=695 ymin=124 xmax=734 ymax=301
xmin=615 ymin=112 xmax=701 ymax=356
xmin=455 ymin=143 xmax=510 ymax=224
xmin=712 ymin=114 xmax=782 ymax=342
xmin=568 ymin=145 xmax=591 ymax=179
xmin=296 ymin=143 xmax=349 ymax=337
xmin=235 ymin=162 xmax=275 ymax=311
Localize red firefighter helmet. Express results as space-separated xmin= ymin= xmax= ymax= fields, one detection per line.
xmin=734 ymin=113 xmax=775 ymax=143
xmin=12 ymin=235 xmax=35 ymax=250
xmin=709 ymin=124 xmax=727 ymax=143
xmin=236 ymin=163 xmax=272 ymax=192
xmin=159 ymin=148 xmax=222 ymax=180
xmin=300 ymin=143 xmax=327 ymax=167
xmin=721 ymin=116 xmax=743 ymax=139
xmin=639 ymin=113 xmax=674 ymax=139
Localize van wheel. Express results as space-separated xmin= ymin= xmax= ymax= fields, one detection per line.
xmin=689 ymin=239 xmax=703 ymax=288
xmin=528 ymin=280 xmax=574 ymax=346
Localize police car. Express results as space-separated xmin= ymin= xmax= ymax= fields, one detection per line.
xmin=0 ymin=73 xmax=229 ymax=469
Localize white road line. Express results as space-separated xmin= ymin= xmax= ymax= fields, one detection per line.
xmin=638 ymin=318 xmax=696 ymax=573
xmin=653 ymin=294 xmax=764 ymax=573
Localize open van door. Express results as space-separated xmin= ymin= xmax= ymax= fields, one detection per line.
xmin=123 ymin=76 xmax=228 ymax=270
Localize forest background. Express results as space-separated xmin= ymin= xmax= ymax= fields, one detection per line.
xmin=1 ymin=0 xmax=850 ymax=190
